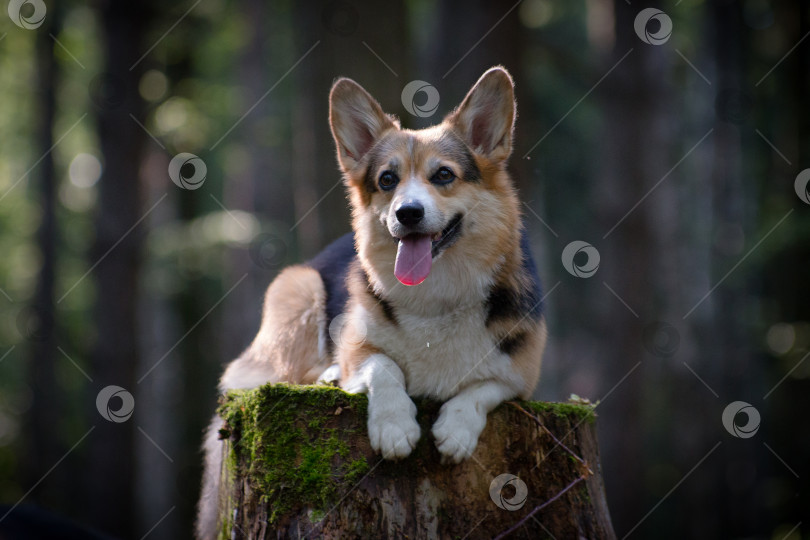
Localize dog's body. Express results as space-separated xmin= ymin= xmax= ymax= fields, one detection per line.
xmin=197 ymin=67 xmax=546 ymax=539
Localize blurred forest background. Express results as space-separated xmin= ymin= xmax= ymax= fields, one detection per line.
xmin=0 ymin=0 xmax=808 ymax=538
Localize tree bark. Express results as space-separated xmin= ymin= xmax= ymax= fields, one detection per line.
xmin=213 ymin=384 xmax=615 ymax=539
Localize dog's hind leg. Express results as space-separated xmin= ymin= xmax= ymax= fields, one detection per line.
xmin=196 ymin=265 xmax=329 ymax=539
xmin=220 ymin=264 xmax=329 ymax=390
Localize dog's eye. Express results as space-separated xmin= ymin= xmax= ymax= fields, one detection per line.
xmin=431 ymin=167 xmax=456 ymax=185
xmin=378 ymin=171 xmax=399 ymax=191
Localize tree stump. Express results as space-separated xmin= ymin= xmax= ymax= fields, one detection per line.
xmin=214 ymin=384 xmax=616 ymax=539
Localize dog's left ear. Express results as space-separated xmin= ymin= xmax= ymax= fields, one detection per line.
xmin=447 ymin=66 xmax=516 ymax=163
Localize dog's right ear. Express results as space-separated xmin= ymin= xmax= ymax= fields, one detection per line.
xmin=329 ymin=78 xmax=396 ymax=173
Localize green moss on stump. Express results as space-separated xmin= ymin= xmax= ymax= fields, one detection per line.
xmin=218 ymin=383 xmax=595 ymax=528
xmin=525 ymin=400 xmax=596 ymax=424
xmin=219 ymin=384 xmax=369 ymax=526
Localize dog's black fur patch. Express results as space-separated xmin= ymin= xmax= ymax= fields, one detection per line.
xmin=361 ymin=266 xmax=398 ymax=325
xmin=363 ymin=155 xmax=381 ymax=194
xmin=437 ymin=131 xmax=481 ymax=182
xmin=307 ymin=232 xmax=355 ymax=352
xmin=497 ymin=331 xmax=528 ymax=355
xmin=485 ymin=229 xmax=544 ymax=327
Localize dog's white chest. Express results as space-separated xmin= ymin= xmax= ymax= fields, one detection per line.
xmin=368 ymin=307 xmax=508 ymax=400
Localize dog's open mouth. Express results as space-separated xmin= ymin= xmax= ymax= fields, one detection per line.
xmin=394 ymin=213 xmax=462 ymax=286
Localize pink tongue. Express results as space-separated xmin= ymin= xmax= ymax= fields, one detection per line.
xmin=394 ymin=235 xmax=433 ymax=286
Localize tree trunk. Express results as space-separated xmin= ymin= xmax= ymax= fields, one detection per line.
xmin=290 ymin=0 xmax=408 ymax=258
xmin=212 ymin=384 xmax=615 ymax=539
xmin=594 ymin=0 xmax=671 ymax=533
xmin=26 ymin=1 xmax=62 ymax=512
xmin=85 ymin=1 xmax=151 ymax=536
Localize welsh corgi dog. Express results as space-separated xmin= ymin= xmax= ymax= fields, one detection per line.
xmin=197 ymin=66 xmax=546 ymax=539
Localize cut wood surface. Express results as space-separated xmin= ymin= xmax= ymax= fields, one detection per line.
xmin=214 ymin=384 xmax=616 ymax=539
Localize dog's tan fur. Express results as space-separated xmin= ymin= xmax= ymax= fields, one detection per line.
xmin=220 ymin=265 xmax=330 ymax=389
xmin=197 ymin=67 xmax=546 ymax=540
xmin=331 ymin=68 xmax=543 ymax=398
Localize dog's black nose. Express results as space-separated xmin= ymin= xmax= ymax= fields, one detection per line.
xmin=395 ymin=203 xmax=425 ymax=226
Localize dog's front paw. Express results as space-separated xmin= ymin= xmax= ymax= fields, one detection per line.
xmin=341 ymin=373 xmax=365 ymax=394
xmin=432 ymin=403 xmax=487 ymax=463
xmin=317 ymin=364 xmax=341 ymax=386
xmin=368 ymin=400 xmax=420 ymax=460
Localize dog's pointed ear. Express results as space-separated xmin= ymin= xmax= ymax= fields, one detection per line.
xmin=447 ymin=67 xmax=516 ymax=163
xmin=329 ymin=78 xmax=396 ymax=172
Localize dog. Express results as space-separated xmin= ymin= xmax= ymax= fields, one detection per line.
xmin=196 ymin=66 xmax=546 ymax=539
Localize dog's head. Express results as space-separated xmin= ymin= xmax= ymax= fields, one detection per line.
xmin=329 ymin=67 xmax=519 ymax=288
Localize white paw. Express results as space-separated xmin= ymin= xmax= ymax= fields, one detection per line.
xmin=341 ymin=373 xmax=365 ymax=394
xmin=317 ymin=364 xmax=341 ymax=385
xmin=368 ymin=398 xmax=420 ymax=460
xmin=431 ymin=403 xmax=487 ymax=463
